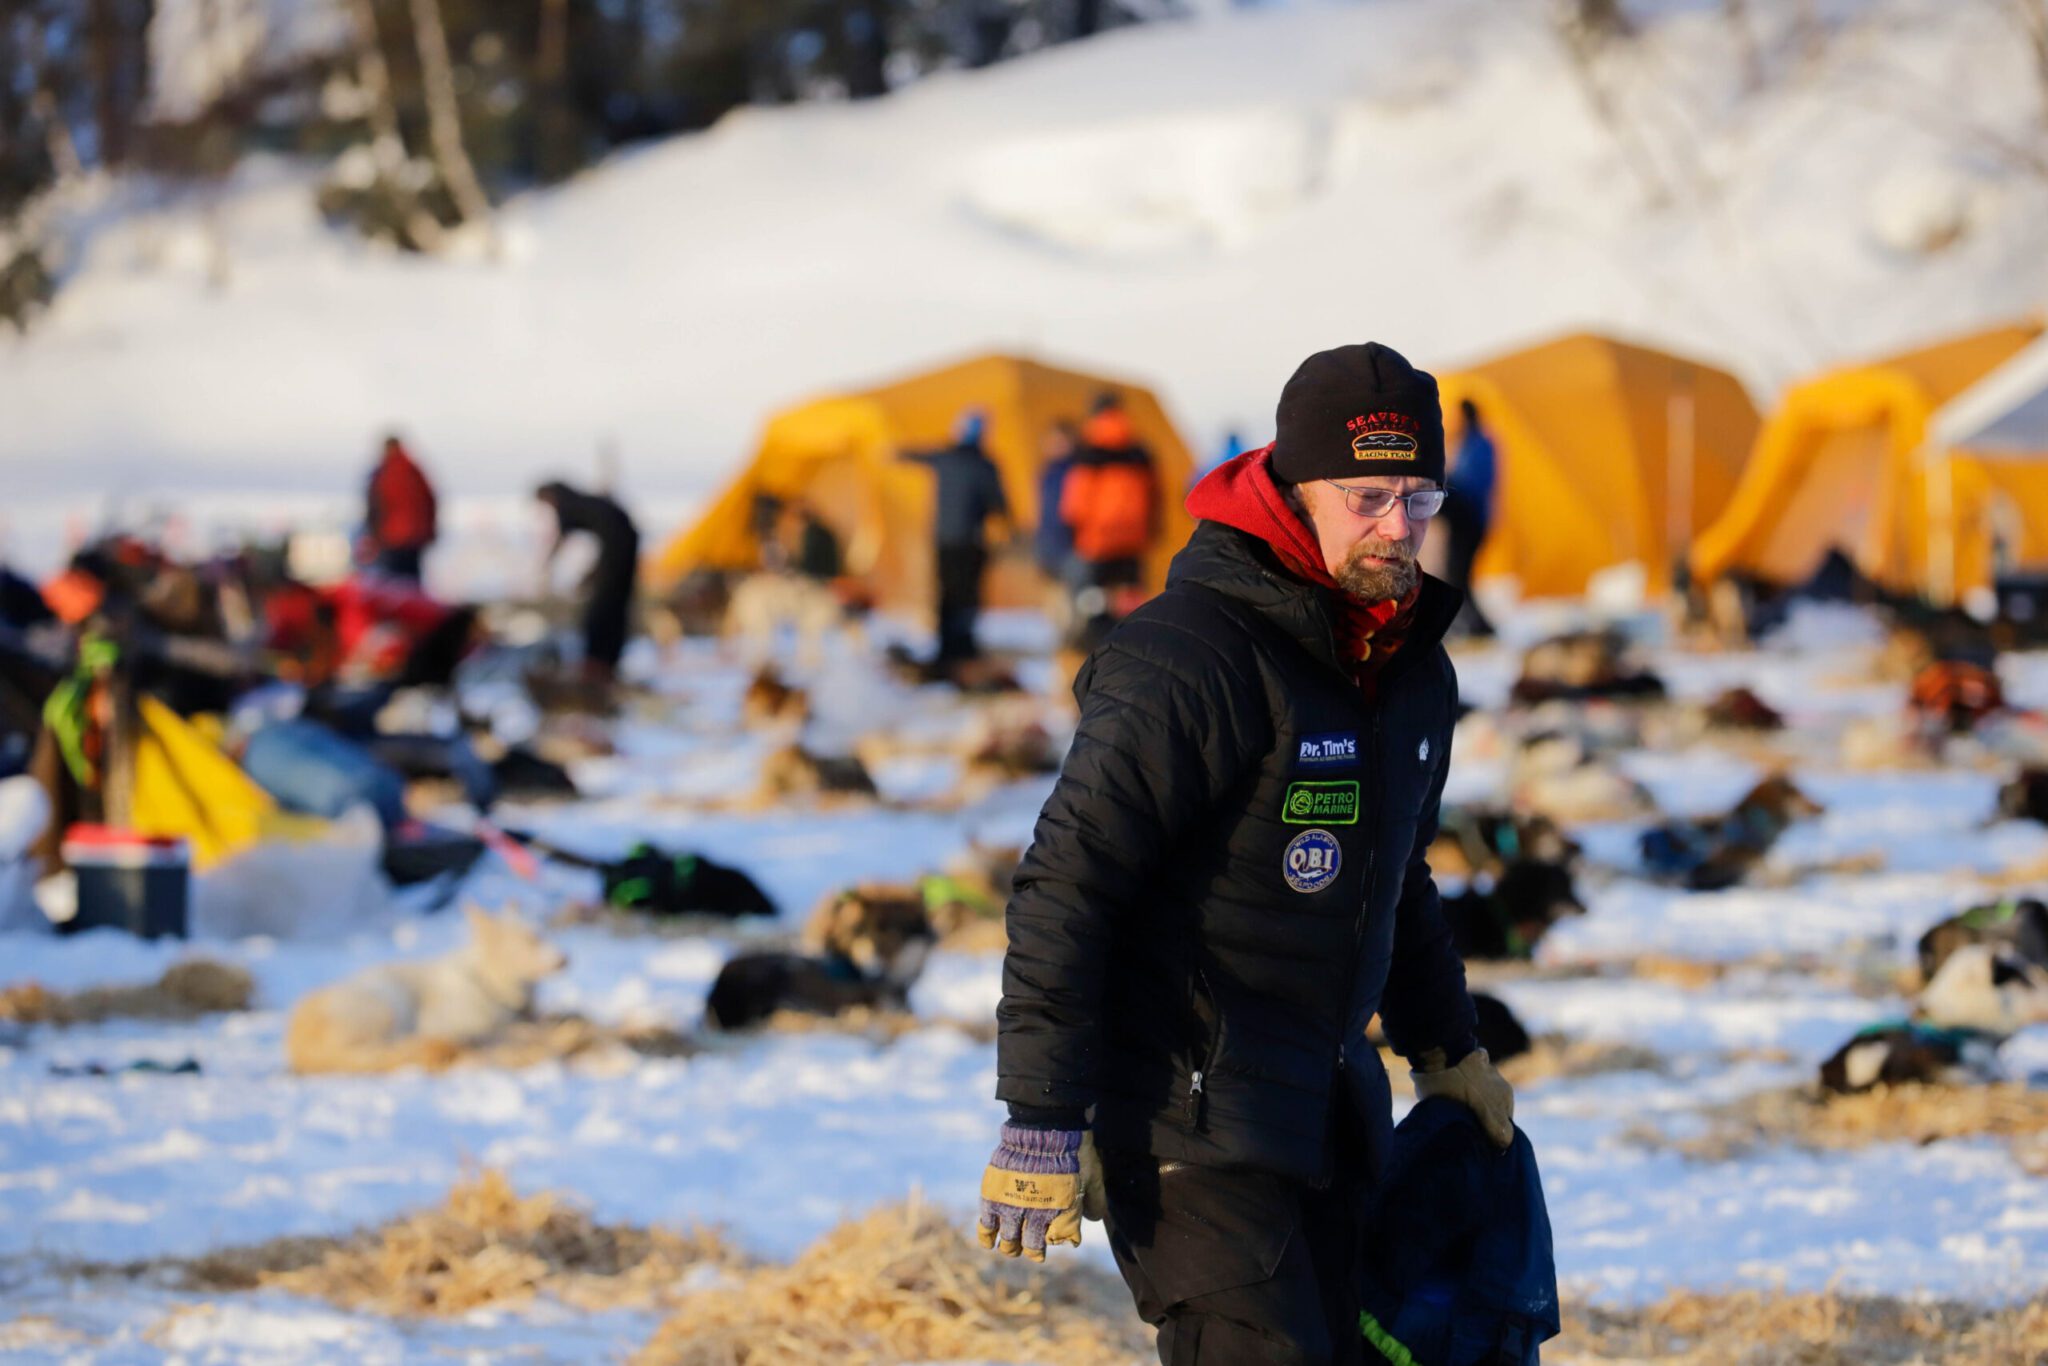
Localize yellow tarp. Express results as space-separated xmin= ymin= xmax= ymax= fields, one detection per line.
xmin=1436 ymin=333 xmax=1761 ymax=598
xmin=1690 ymin=321 xmax=2046 ymax=594
xmin=133 ymin=697 xmax=327 ymax=871
xmin=651 ymin=353 xmax=1197 ymax=611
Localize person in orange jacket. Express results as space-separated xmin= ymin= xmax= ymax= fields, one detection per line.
xmin=1058 ymin=393 xmax=1158 ymax=646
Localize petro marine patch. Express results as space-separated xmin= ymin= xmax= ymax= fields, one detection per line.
xmin=1283 ymin=780 xmax=1360 ymax=825
xmin=1283 ymin=828 xmax=1342 ymax=893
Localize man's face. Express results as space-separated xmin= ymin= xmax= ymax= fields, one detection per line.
xmin=1300 ymin=475 xmax=1437 ymax=602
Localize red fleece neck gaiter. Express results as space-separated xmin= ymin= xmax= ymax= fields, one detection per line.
xmin=1185 ymin=446 xmax=1420 ymax=694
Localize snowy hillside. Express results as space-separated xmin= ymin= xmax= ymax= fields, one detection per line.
xmin=4 ymin=0 xmax=2048 ymax=565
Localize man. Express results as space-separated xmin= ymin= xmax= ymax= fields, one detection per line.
xmin=364 ymin=434 xmax=438 ymax=583
xmin=1033 ymin=421 xmax=1083 ymax=637
xmin=1059 ymin=392 xmax=1158 ymax=646
xmin=903 ymin=409 xmax=1012 ymax=664
xmin=979 ymin=343 xmax=1513 ymax=1365
xmin=1442 ymin=398 xmax=1497 ymax=637
xmin=535 ymin=481 xmax=640 ymax=684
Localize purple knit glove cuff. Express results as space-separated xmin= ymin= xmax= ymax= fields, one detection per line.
xmin=998 ymin=1123 xmax=1083 ymax=1160
xmin=978 ymin=1124 xmax=1084 ymax=1256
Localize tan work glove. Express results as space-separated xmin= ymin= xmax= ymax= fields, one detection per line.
xmin=1412 ymin=1047 xmax=1516 ymax=1150
xmin=975 ymin=1125 xmax=1107 ymax=1261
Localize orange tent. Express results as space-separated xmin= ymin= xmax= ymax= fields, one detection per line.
xmin=1437 ymin=333 xmax=1761 ymax=598
xmin=1690 ymin=321 xmax=2044 ymax=595
xmin=651 ymin=353 xmax=1196 ymax=611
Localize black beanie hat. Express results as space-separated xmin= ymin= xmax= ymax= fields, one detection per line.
xmin=1270 ymin=342 xmax=1445 ymax=486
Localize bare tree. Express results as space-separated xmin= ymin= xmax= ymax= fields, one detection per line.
xmin=1792 ymin=0 xmax=1826 ymax=68
xmin=1564 ymin=0 xmax=1633 ymax=45
xmin=88 ymin=0 xmax=129 ymax=168
xmin=345 ymin=0 xmax=446 ymax=250
xmin=535 ymin=0 xmax=577 ymax=180
xmin=408 ymin=0 xmax=496 ymax=250
xmin=24 ymin=16 xmax=82 ymax=183
xmin=1723 ymin=0 xmax=1762 ymax=93
xmin=2017 ymin=0 xmax=2048 ymax=133
xmin=1550 ymin=0 xmax=1669 ymax=205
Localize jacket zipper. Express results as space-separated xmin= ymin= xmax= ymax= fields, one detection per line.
xmin=1322 ymin=693 xmax=1388 ymax=1187
xmin=1185 ymin=966 xmax=1221 ymax=1131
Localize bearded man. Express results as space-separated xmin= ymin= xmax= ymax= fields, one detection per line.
xmin=978 ymin=342 xmax=1512 ymax=1365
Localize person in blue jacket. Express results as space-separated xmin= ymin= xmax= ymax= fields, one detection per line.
xmin=1443 ymin=399 xmax=1497 ymax=637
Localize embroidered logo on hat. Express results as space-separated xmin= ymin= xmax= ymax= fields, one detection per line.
xmin=1347 ymin=410 xmax=1423 ymax=461
xmin=1351 ymin=430 xmax=1419 ymax=459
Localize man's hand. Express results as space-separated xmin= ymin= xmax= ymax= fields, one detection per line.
xmin=975 ymin=1125 xmax=1105 ymax=1261
xmin=1412 ymin=1047 xmax=1516 ymax=1150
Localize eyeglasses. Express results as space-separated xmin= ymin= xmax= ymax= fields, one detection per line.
xmin=1324 ymin=483 xmax=1448 ymax=520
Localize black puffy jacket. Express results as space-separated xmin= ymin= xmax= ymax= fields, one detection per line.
xmin=996 ymin=519 xmax=1477 ymax=1188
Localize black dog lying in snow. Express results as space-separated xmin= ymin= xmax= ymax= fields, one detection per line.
xmin=1916 ymin=897 xmax=2048 ymax=984
xmin=1444 ymin=860 xmax=1585 ymax=961
xmin=1820 ymin=939 xmax=2048 ymax=1094
xmin=1432 ymin=806 xmax=1582 ymax=881
xmin=704 ymin=887 xmax=937 ymax=1031
xmin=704 ymin=952 xmax=916 ymax=1031
xmin=1471 ymin=992 xmax=1532 ymax=1064
xmin=1638 ymin=775 xmax=1823 ymax=892
xmin=1818 ymin=1022 xmax=1991 ymax=1094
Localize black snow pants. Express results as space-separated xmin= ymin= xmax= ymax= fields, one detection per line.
xmin=1440 ymin=500 xmax=1493 ymax=637
xmin=934 ymin=541 xmax=987 ymax=662
xmin=583 ymin=534 xmax=639 ymax=670
xmin=1102 ymin=1144 xmax=1370 ymax=1366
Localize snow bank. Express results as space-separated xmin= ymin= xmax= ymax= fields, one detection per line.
xmin=6 ymin=0 xmax=2047 ymax=578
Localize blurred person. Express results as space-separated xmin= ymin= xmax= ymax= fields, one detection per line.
xmin=535 ymin=481 xmax=640 ymax=685
xmin=1034 ymin=421 xmax=1083 ymax=632
xmin=902 ymin=408 xmax=1012 ymax=664
xmin=1211 ymin=427 xmax=1248 ymax=478
xmin=364 ymin=434 xmax=438 ymax=583
xmin=792 ymin=505 xmax=844 ymax=584
xmin=752 ymin=493 xmax=790 ymax=574
xmin=1441 ymin=398 xmax=1496 ymax=637
xmin=1059 ymin=392 xmax=1158 ymax=646
xmin=978 ymin=343 xmax=1508 ymax=1363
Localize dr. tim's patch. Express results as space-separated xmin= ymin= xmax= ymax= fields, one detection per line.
xmin=1294 ymin=731 xmax=1360 ymax=770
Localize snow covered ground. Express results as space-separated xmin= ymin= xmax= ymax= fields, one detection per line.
xmin=2 ymin=607 xmax=2048 ymax=1362
xmin=6 ymin=0 xmax=2048 ymax=582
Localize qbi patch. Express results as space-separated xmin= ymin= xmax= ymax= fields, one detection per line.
xmin=1294 ymin=731 xmax=1359 ymax=770
xmin=1283 ymin=780 xmax=1360 ymax=825
xmin=1283 ymin=829 xmax=1342 ymax=893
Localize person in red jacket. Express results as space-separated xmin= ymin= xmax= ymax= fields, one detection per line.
xmin=364 ymin=434 xmax=439 ymax=582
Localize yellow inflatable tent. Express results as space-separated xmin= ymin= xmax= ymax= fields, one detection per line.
xmin=1689 ymin=321 xmax=2045 ymax=597
xmin=652 ymin=353 xmax=1197 ymax=612
xmin=1436 ymin=333 xmax=1761 ymax=598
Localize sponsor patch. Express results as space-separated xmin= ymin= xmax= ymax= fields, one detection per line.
xmin=1283 ymin=780 xmax=1360 ymax=826
xmin=1346 ymin=410 xmax=1424 ymax=462
xmin=1350 ymin=429 xmax=1419 ymax=459
xmin=1283 ymin=828 xmax=1342 ymax=893
xmin=1294 ymin=731 xmax=1360 ymax=769
xmin=1418 ymin=737 xmax=1431 ymax=764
